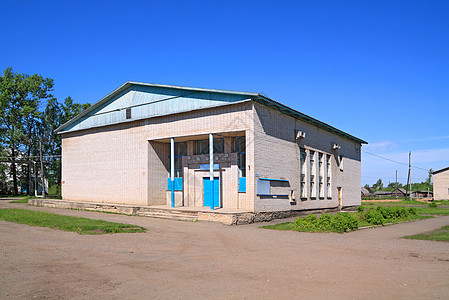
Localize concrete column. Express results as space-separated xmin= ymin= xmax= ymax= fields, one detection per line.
xmin=209 ymin=133 xmax=214 ymax=210
xmin=171 ymin=138 xmax=175 ymax=207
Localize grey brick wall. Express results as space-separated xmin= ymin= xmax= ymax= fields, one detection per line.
xmin=252 ymin=102 xmax=361 ymax=212
xmin=433 ymin=170 xmax=449 ymax=200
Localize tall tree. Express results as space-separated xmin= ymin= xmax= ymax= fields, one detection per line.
xmin=0 ymin=67 xmax=54 ymax=195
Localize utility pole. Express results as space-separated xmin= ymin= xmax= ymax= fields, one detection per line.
xmin=395 ymin=170 xmax=398 ymax=190
xmin=39 ymin=139 xmax=46 ymax=199
xmin=408 ymin=151 xmax=412 ymax=200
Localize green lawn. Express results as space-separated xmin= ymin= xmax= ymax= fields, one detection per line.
xmin=404 ymin=225 xmax=449 ymax=242
xmin=0 ymin=208 xmax=146 ymax=234
xmin=9 ymin=197 xmax=30 ymax=203
xmin=261 ymin=204 xmax=443 ymax=234
xmin=362 ymin=200 xmax=426 ymax=206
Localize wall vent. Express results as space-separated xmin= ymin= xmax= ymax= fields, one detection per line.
xmin=126 ymin=108 xmax=131 ymax=119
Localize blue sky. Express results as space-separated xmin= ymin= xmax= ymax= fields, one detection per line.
xmin=1 ymin=0 xmax=448 ymax=185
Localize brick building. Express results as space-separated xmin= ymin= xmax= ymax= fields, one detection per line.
xmin=56 ymin=82 xmax=367 ymax=214
xmin=432 ymin=167 xmax=449 ymax=200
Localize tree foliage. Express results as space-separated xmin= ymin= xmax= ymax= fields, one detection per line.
xmin=0 ymin=67 xmax=90 ymax=195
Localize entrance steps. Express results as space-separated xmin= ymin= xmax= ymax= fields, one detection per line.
xmin=136 ymin=208 xmax=198 ymax=222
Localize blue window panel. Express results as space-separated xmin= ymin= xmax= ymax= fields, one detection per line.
xmin=200 ymin=164 xmax=220 ymax=170
xmin=203 ymin=177 xmax=219 ymax=208
xmin=239 ymin=177 xmax=246 ymax=192
xmin=167 ymin=178 xmax=183 ymax=191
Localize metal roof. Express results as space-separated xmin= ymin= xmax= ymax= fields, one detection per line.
xmin=55 ymin=81 xmax=367 ymax=144
xmin=432 ymin=166 xmax=449 ymax=175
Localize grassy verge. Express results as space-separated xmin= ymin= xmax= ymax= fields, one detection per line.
xmin=362 ymin=200 xmax=426 ymax=206
xmin=404 ymin=225 xmax=449 ymax=242
xmin=9 ymin=196 xmax=30 ymax=203
xmin=262 ymin=206 xmax=434 ymax=233
xmin=415 ymin=207 xmax=449 ymax=215
xmin=0 ymin=208 xmax=146 ymax=234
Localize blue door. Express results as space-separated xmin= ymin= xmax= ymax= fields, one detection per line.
xmin=203 ymin=177 xmax=220 ymax=208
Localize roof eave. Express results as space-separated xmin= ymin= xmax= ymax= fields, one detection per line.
xmin=55 ymin=81 xmax=259 ymax=134
xmin=254 ymin=95 xmax=368 ymax=145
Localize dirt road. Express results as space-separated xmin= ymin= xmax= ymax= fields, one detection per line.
xmin=1 ymin=200 xmax=448 ymax=299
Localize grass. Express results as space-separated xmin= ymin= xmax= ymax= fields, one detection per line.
xmin=0 ymin=208 xmax=146 ymax=234
xmin=415 ymin=206 xmax=449 ymax=215
xmin=9 ymin=197 xmax=30 ymax=203
xmin=362 ymin=199 xmax=427 ymax=206
xmin=262 ymin=222 xmax=297 ymax=231
xmin=404 ymin=225 xmax=449 ymax=242
xmin=261 ymin=204 xmax=440 ymax=234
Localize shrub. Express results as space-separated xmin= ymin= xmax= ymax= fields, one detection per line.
xmin=317 ymin=213 xmax=332 ymax=230
xmin=330 ymin=212 xmax=359 ymax=233
xmin=48 ymin=185 xmax=61 ymax=198
xmin=428 ymin=202 xmax=438 ymax=208
xmin=408 ymin=207 xmax=417 ymax=215
xmin=357 ymin=205 xmax=365 ymax=212
xmin=294 ymin=214 xmax=319 ymax=231
xmin=365 ymin=208 xmax=384 ymax=225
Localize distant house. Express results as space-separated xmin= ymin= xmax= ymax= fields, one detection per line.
xmin=411 ymin=191 xmax=433 ymax=198
xmin=361 ymin=187 xmax=373 ymax=197
xmin=391 ymin=188 xmax=408 ymax=198
xmin=373 ymin=190 xmax=392 ymax=198
xmin=432 ymin=167 xmax=449 ymax=200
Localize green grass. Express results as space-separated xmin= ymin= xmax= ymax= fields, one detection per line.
xmin=0 ymin=208 xmax=146 ymax=234
xmin=415 ymin=206 xmax=449 ymax=215
xmin=404 ymin=225 xmax=449 ymax=242
xmin=262 ymin=222 xmax=297 ymax=231
xmin=362 ymin=200 xmax=426 ymax=206
xmin=261 ymin=205 xmax=436 ymax=233
xmin=9 ymin=197 xmax=30 ymax=203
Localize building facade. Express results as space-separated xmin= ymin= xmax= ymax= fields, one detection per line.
xmin=56 ymin=82 xmax=367 ymax=213
xmin=432 ymin=167 xmax=449 ymax=201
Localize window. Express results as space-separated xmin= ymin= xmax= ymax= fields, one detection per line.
xmin=309 ymin=150 xmax=315 ymax=198
xmin=319 ymin=153 xmax=324 ymax=198
xmin=326 ymin=154 xmax=332 ymax=198
xmin=232 ymin=136 xmax=246 ymax=177
xmin=173 ymin=142 xmax=186 ymax=177
xmin=195 ymin=138 xmax=224 ymax=155
xmin=300 ymin=148 xmax=306 ymax=198
xmin=339 ymin=155 xmax=344 ymax=171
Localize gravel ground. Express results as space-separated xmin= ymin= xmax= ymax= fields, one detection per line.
xmin=1 ymin=199 xmax=448 ymax=299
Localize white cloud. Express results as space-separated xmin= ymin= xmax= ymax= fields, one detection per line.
xmin=361 ymin=147 xmax=449 ymax=185
xmin=400 ymin=135 xmax=449 ymax=143
xmin=363 ymin=141 xmax=399 ymax=152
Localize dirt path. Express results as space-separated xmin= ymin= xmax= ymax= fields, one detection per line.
xmin=1 ymin=200 xmax=448 ymax=299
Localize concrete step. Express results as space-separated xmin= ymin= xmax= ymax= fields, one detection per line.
xmin=136 ymin=211 xmax=198 ymax=222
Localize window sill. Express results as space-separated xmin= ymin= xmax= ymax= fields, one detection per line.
xmin=257 ymin=194 xmax=289 ymax=199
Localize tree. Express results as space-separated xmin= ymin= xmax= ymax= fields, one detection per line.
xmin=372 ymin=179 xmax=383 ymax=190
xmin=0 ymin=67 xmax=54 ymax=195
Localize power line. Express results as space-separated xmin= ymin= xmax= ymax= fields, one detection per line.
xmin=362 ymin=150 xmax=429 ymax=172
xmin=0 ymin=155 xmax=61 ymax=159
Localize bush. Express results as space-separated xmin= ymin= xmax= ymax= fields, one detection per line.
xmin=357 ymin=205 xmax=365 ymax=212
xmin=330 ymin=212 xmax=359 ymax=233
xmin=48 ymin=185 xmax=61 ymax=198
xmin=365 ymin=208 xmax=384 ymax=225
xmin=293 ymin=212 xmax=359 ymax=233
xmin=317 ymin=213 xmax=332 ymax=230
xmin=294 ymin=214 xmax=318 ymax=231
xmin=428 ymin=202 xmax=438 ymax=208
xmin=363 ymin=206 xmax=417 ymax=226
xmin=408 ymin=207 xmax=417 ymax=215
